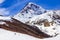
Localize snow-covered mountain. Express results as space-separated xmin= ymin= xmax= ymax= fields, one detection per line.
xmin=0 ymin=2 xmax=60 ymax=40
xmin=13 ymin=2 xmax=60 ymax=38
xmin=25 ymin=10 xmax=60 ymax=37
xmin=13 ymin=2 xmax=46 ymax=23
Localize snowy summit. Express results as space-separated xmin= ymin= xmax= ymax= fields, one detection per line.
xmin=13 ymin=2 xmax=46 ymax=23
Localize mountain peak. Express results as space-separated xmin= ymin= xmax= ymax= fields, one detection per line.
xmin=20 ymin=2 xmax=45 ymax=13
xmin=13 ymin=2 xmax=46 ymax=23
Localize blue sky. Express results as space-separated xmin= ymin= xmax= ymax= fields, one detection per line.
xmin=0 ymin=0 xmax=60 ymax=16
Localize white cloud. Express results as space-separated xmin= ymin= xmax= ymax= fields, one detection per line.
xmin=0 ymin=0 xmax=5 ymax=4
xmin=0 ymin=8 xmax=9 ymax=16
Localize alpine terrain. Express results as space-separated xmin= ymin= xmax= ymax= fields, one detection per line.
xmin=0 ymin=2 xmax=60 ymax=40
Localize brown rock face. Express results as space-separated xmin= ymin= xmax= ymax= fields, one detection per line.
xmin=44 ymin=21 xmax=50 ymax=27
xmin=44 ymin=21 xmax=54 ymax=27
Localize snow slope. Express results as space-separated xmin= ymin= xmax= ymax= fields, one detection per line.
xmin=0 ymin=28 xmax=60 ymax=40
